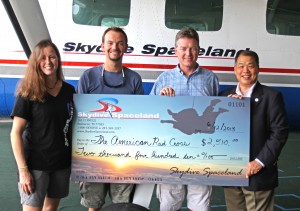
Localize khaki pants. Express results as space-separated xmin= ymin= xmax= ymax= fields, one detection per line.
xmin=224 ymin=187 xmax=274 ymax=211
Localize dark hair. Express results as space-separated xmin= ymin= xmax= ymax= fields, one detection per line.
xmin=102 ymin=27 xmax=128 ymax=44
xmin=175 ymin=27 xmax=199 ymax=47
xmin=235 ymin=50 xmax=259 ymax=68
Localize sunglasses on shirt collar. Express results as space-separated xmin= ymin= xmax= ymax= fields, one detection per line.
xmin=101 ymin=68 xmax=125 ymax=88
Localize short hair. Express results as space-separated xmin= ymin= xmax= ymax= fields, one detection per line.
xmin=235 ymin=50 xmax=260 ymax=68
xmin=101 ymin=27 xmax=128 ymax=44
xmin=175 ymin=27 xmax=199 ymax=47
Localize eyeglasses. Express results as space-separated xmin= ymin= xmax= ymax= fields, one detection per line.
xmin=102 ymin=68 xmax=125 ymax=88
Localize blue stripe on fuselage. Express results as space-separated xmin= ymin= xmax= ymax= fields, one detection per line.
xmin=1 ymin=78 xmax=299 ymax=131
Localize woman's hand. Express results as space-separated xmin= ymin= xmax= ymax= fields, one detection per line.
xmin=19 ymin=168 xmax=35 ymax=195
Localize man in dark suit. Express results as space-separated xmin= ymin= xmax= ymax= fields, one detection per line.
xmin=220 ymin=50 xmax=289 ymax=211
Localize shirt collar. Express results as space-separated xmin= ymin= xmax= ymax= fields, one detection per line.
xmin=176 ymin=63 xmax=200 ymax=76
xmin=236 ymin=82 xmax=257 ymax=97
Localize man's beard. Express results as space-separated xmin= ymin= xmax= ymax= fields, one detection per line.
xmin=108 ymin=51 xmax=123 ymax=62
xmin=109 ymin=56 xmax=122 ymax=62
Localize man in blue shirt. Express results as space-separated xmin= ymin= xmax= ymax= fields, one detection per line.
xmin=150 ymin=27 xmax=219 ymax=211
xmin=77 ymin=27 xmax=144 ymax=211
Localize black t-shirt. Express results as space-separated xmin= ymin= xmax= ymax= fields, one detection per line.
xmin=11 ymin=82 xmax=75 ymax=171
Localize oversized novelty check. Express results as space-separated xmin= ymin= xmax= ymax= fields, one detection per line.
xmin=71 ymin=94 xmax=250 ymax=186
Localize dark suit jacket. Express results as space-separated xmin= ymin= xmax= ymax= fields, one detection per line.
xmin=220 ymin=82 xmax=289 ymax=191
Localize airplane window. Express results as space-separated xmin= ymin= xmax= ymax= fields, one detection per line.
xmin=267 ymin=0 xmax=300 ymax=36
xmin=101 ymin=17 xmax=129 ymax=27
xmin=165 ymin=0 xmax=223 ymax=31
xmin=72 ymin=0 xmax=130 ymax=26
